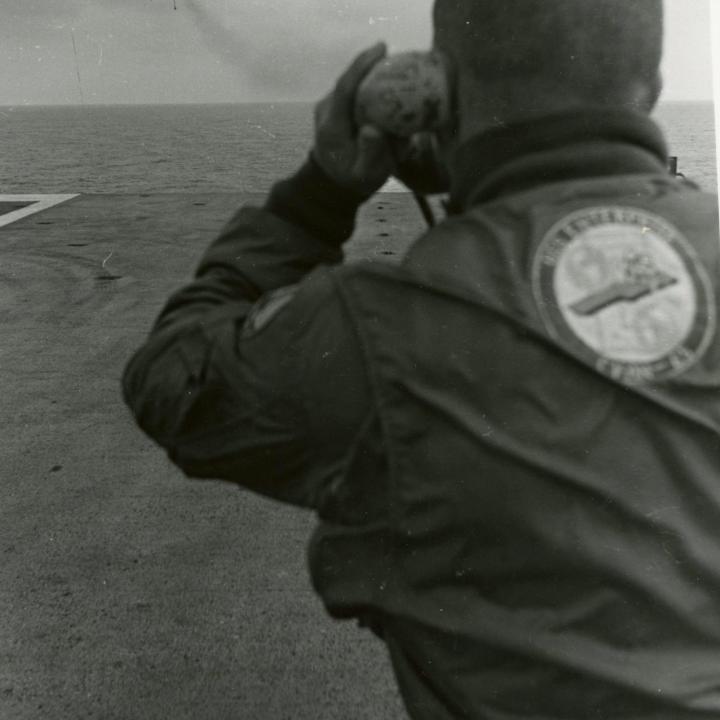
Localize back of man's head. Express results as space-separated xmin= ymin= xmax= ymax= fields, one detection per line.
xmin=433 ymin=0 xmax=664 ymax=118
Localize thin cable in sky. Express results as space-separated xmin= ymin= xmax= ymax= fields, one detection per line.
xmin=182 ymin=0 xmax=244 ymax=63
xmin=70 ymin=28 xmax=85 ymax=105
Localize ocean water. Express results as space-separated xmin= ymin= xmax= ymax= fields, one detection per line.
xmin=0 ymin=102 xmax=716 ymax=195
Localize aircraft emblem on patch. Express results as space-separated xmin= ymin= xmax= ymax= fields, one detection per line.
xmin=532 ymin=206 xmax=716 ymax=385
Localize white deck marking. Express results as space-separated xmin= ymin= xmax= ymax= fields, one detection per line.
xmin=0 ymin=194 xmax=79 ymax=228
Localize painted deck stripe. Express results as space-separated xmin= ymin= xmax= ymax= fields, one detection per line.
xmin=0 ymin=194 xmax=79 ymax=228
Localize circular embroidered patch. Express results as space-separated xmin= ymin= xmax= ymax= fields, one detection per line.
xmin=532 ymin=206 xmax=716 ymax=385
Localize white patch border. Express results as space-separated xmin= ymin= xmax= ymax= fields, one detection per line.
xmin=532 ymin=206 xmax=717 ymax=384
xmin=0 ymin=194 xmax=79 ymax=229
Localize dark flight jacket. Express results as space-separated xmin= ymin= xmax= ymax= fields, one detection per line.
xmin=123 ymin=110 xmax=720 ymax=719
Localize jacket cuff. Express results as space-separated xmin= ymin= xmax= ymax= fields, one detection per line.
xmin=265 ymin=155 xmax=369 ymax=246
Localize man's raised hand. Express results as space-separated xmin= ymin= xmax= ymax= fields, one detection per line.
xmin=312 ymin=43 xmax=394 ymax=197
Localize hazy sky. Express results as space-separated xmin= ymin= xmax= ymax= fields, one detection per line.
xmin=1 ymin=0 xmax=715 ymax=105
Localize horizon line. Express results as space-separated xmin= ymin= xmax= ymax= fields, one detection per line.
xmin=0 ymin=98 xmax=715 ymax=109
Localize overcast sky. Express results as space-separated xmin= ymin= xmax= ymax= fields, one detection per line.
xmin=1 ymin=0 xmax=715 ymax=105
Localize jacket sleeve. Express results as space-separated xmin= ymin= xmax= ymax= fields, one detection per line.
xmin=122 ymin=157 xmax=372 ymax=508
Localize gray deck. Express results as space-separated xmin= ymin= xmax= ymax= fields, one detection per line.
xmin=0 ymin=194 xmax=428 ymax=720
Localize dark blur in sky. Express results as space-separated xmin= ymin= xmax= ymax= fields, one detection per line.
xmin=1 ymin=0 xmax=714 ymax=105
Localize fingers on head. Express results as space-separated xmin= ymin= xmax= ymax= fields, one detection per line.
xmin=355 ymin=124 xmax=392 ymax=170
xmin=358 ymin=124 xmax=384 ymax=146
xmin=335 ymin=42 xmax=387 ymax=99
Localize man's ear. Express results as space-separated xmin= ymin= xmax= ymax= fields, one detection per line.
xmin=623 ymin=73 xmax=663 ymax=114
xmin=646 ymin=72 xmax=663 ymax=111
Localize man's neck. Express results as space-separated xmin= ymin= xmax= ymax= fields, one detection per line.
xmin=451 ymin=88 xmax=656 ymax=149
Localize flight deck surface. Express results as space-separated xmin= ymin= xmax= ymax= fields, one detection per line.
xmin=0 ymin=193 xmax=424 ymax=720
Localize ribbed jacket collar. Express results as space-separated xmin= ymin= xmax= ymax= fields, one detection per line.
xmin=448 ymin=109 xmax=669 ymax=212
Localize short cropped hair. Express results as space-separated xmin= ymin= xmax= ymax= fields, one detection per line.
xmin=433 ymin=0 xmax=663 ymax=110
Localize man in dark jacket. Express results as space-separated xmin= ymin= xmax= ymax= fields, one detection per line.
xmin=123 ymin=1 xmax=720 ymax=717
